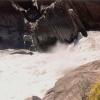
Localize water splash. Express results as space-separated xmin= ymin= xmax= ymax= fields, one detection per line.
xmin=0 ymin=31 xmax=100 ymax=100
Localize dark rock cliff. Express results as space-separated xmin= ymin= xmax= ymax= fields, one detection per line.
xmin=0 ymin=0 xmax=100 ymax=50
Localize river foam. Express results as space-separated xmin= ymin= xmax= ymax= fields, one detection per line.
xmin=0 ymin=31 xmax=100 ymax=100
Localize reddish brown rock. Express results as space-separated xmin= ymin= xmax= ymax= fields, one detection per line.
xmin=43 ymin=60 xmax=100 ymax=100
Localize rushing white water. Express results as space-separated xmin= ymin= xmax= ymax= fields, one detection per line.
xmin=0 ymin=31 xmax=100 ymax=100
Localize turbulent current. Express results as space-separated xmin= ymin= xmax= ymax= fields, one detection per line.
xmin=0 ymin=31 xmax=100 ymax=100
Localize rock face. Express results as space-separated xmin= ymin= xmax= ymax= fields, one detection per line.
xmin=34 ymin=0 xmax=100 ymax=47
xmin=0 ymin=0 xmax=100 ymax=50
xmin=43 ymin=60 xmax=100 ymax=100
xmin=0 ymin=1 xmax=41 ymax=48
xmin=0 ymin=2 xmax=24 ymax=46
xmin=35 ymin=0 xmax=88 ymax=44
xmin=37 ymin=0 xmax=100 ymax=30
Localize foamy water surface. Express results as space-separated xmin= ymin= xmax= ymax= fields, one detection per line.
xmin=0 ymin=31 xmax=100 ymax=100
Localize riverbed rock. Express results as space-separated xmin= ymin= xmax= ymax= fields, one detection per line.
xmin=25 ymin=96 xmax=41 ymax=100
xmin=43 ymin=60 xmax=100 ymax=100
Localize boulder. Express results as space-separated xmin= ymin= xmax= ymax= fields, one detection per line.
xmin=25 ymin=96 xmax=41 ymax=100
xmin=43 ymin=60 xmax=100 ymax=100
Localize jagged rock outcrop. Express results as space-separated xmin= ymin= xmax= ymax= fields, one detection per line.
xmin=34 ymin=0 xmax=100 ymax=48
xmin=37 ymin=0 xmax=100 ymax=30
xmin=35 ymin=0 xmax=87 ymax=44
xmin=43 ymin=60 xmax=100 ymax=100
xmin=0 ymin=0 xmax=100 ymax=50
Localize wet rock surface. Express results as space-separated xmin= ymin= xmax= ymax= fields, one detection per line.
xmin=25 ymin=96 xmax=41 ymax=100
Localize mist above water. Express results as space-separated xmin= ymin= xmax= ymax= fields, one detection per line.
xmin=0 ymin=31 xmax=100 ymax=100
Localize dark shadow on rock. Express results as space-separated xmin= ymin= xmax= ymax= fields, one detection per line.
xmin=32 ymin=96 xmax=41 ymax=100
xmin=25 ymin=96 xmax=41 ymax=100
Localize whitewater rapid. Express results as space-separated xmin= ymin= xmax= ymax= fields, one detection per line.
xmin=0 ymin=31 xmax=100 ymax=100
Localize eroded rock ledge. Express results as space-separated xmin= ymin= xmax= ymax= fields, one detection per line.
xmin=43 ymin=60 xmax=100 ymax=100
